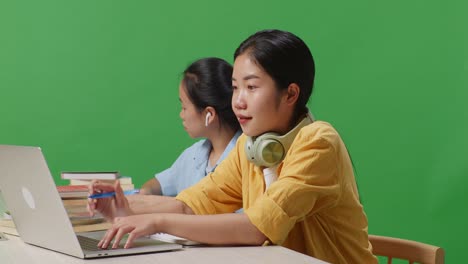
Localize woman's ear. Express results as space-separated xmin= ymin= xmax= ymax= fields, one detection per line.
xmin=285 ymin=83 xmax=300 ymax=106
xmin=204 ymin=107 xmax=216 ymax=127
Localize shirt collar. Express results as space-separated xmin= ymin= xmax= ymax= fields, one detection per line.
xmin=195 ymin=130 xmax=242 ymax=172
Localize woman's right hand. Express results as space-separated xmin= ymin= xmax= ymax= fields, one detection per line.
xmin=87 ymin=180 xmax=132 ymax=222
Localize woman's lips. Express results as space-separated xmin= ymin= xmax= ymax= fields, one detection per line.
xmin=237 ymin=115 xmax=252 ymax=125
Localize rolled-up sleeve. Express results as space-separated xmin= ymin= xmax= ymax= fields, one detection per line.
xmin=156 ymin=148 xmax=190 ymax=196
xmin=156 ymin=140 xmax=208 ymax=196
xmin=156 ymin=167 xmax=177 ymax=196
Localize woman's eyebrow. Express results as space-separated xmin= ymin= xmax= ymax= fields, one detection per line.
xmin=232 ymin=74 xmax=260 ymax=82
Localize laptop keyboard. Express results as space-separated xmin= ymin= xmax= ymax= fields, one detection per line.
xmin=77 ymin=235 xmax=107 ymax=251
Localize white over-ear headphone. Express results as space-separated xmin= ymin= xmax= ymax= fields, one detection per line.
xmin=205 ymin=112 xmax=212 ymax=127
xmin=245 ymin=112 xmax=314 ymax=167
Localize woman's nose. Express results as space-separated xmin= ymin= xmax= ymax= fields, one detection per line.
xmin=233 ymin=90 xmax=247 ymax=110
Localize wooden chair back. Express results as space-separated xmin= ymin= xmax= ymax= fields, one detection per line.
xmin=369 ymin=234 xmax=444 ymax=264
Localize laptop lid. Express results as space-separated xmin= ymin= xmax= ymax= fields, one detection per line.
xmin=0 ymin=145 xmax=182 ymax=258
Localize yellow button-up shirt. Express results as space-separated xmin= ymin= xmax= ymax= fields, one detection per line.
xmin=176 ymin=121 xmax=377 ymax=263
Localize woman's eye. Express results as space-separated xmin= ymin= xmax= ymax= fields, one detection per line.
xmin=247 ymin=85 xmax=256 ymax=90
xmin=232 ymin=85 xmax=238 ymax=90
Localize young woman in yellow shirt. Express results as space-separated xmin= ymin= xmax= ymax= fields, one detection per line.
xmin=89 ymin=29 xmax=377 ymax=263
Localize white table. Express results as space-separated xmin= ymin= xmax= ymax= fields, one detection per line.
xmin=0 ymin=234 xmax=328 ymax=264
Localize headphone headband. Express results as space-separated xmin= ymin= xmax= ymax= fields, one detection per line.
xmin=245 ymin=112 xmax=314 ymax=167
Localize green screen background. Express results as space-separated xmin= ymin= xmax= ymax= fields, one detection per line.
xmin=1 ymin=1 xmax=466 ymax=262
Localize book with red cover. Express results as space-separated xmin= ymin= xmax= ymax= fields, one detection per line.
xmin=56 ymin=185 xmax=89 ymax=198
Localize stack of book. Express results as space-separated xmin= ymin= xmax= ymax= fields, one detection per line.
xmin=0 ymin=210 xmax=17 ymax=236
xmin=58 ymin=171 xmax=134 ymax=199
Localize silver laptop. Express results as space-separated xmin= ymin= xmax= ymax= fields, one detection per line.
xmin=0 ymin=145 xmax=182 ymax=258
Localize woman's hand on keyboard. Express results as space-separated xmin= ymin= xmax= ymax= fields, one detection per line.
xmin=98 ymin=214 xmax=160 ymax=249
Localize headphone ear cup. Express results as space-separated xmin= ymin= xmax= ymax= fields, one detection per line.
xmin=255 ymin=137 xmax=284 ymax=167
xmin=245 ymin=133 xmax=284 ymax=167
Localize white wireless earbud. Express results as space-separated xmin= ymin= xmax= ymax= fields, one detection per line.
xmin=205 ymin=112 xmax=212 ymax=127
